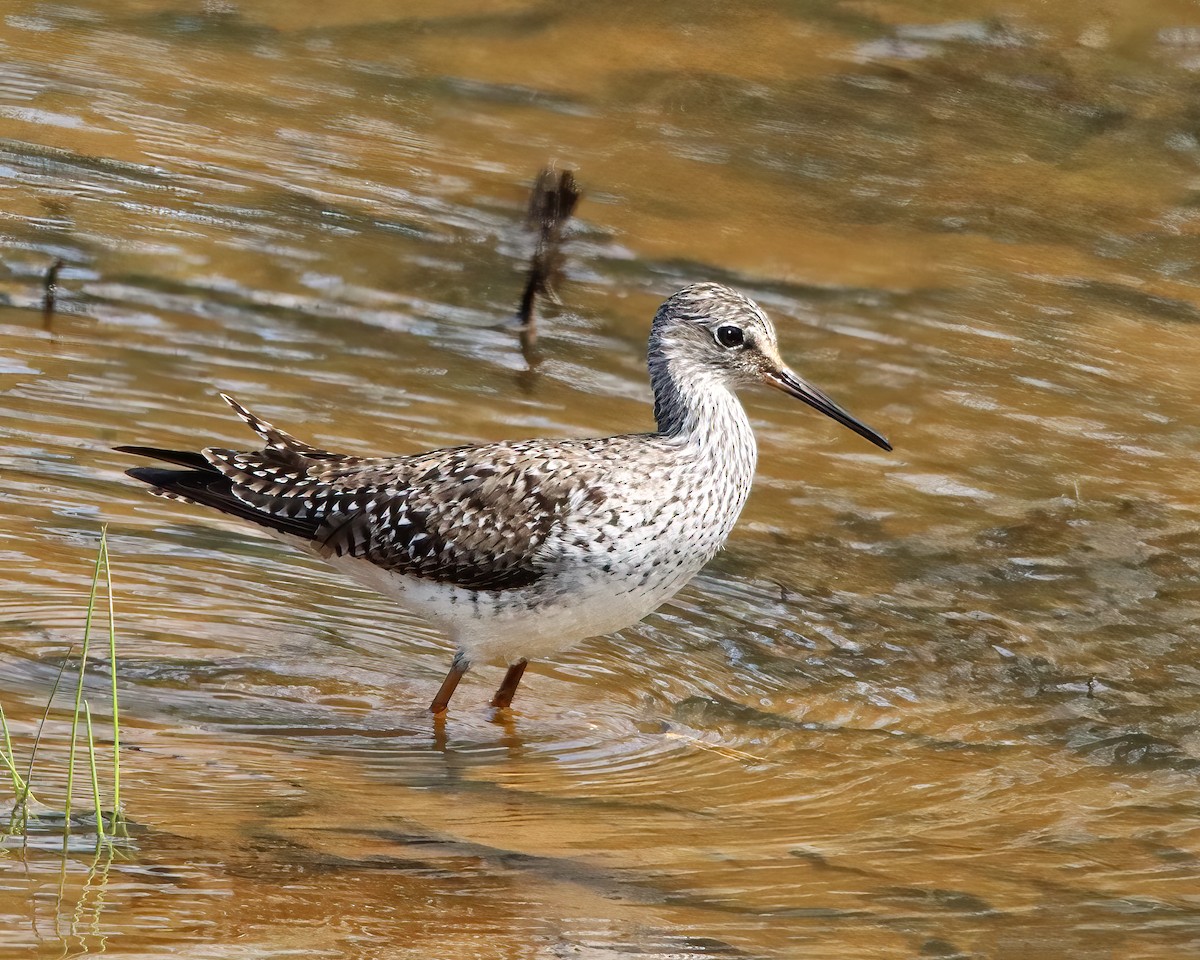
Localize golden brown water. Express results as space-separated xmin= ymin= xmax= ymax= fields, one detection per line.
xmin=2 ymin=2 xmax=1200 ymax=957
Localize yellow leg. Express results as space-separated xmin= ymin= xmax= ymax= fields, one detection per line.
xmin=430 ymin=659 xmax=468 ymax=714
xmin=490 ymin=659 xmax=529 ymax=710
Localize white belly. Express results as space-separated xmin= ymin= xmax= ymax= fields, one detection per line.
xmin=319 ymin=546 xmax=706 ymax=666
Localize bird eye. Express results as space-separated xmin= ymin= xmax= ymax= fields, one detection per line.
xmin=715 ymin=325 xmax=744 ymax=348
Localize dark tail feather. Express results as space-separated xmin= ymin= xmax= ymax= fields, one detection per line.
xmin=126 ymin=466 xmax=216 ymax=491
xmin=122 ymin=464 xmax=318 ymax=539
xmin=114 ymin=445 xmax=215 ymax=471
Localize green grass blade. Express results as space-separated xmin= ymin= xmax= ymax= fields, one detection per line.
xmin=100 ymin=528 xmax=121 ymax=823
xmin=0 ymin=703 xmax=27 ymax=797
xmin=3 ymin=533 xmax=128 ymax=843
xmin=24 ymin=646 xmax=73 ymax=834
xmin=1 ymin=703 xmax=38 ymax=833
xmin=66 ymin=543 xmax=105 ymax=830
xmin=83 ymin=702 xmax=104 ymax=843
xmin=0 ymin=740 xmax=24 ymax=792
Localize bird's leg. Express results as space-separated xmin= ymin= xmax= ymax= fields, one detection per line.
xmin=430 ymin=654 xmax=469 ymax=714
xmin=490 ymin=659 xmax=529 ymax=710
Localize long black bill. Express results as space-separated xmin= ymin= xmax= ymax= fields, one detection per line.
xmin=767 ymin=367 xmax=892 ymax=451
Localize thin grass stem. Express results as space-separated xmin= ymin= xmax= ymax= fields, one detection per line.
xmin=0 ymin=704 xmax=28 ymax=797
xmin=23 ymin=647 xmax=73 ymax=842
xmin=83 ymin=702 xmax=104 ymax=844
xmin=100 ymin=528 xmax=121 ymax=827
xmin=1 ymin=704 xmax=38 ymax=835
xmin=66 ymin=546 xmax=105 ymax=832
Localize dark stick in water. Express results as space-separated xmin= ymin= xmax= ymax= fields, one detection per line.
xmin=516 ymin=167 xmax=580 ymax=350
xmin=42 ymin=258 xmax=65 ymax=330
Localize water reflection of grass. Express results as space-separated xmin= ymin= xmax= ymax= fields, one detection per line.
xmin=1 ymin=527 xmax=126 ymax=846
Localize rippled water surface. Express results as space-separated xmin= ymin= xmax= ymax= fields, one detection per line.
xmin=2 ymin=2 xmax=1200 ymax=958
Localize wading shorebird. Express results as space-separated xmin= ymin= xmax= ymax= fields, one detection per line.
xmin=118 ymin=283 xmax=891 ymax=714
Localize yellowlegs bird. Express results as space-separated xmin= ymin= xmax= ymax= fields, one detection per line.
xmin=118 ymin=283 xmax=890 ymax=713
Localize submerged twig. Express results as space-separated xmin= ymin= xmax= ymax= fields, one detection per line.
xmin=516 ymin=166 xmax=580 ymax=351
xmin=41 ymin=257 xmax=65 ymax=330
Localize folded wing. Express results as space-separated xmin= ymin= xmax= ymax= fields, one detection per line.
xmin=118 ymin=396 xmax=578 ymax=591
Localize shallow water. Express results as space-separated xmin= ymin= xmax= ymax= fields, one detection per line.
xmin=2 ymin=2 xmax=1199 ymax=958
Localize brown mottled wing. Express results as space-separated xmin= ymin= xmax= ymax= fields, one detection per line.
xmin=207 ymin=442 xmax=579 ymax=591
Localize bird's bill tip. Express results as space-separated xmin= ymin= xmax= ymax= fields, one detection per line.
xmin=765 ymin=367 xmax=892 ymax=451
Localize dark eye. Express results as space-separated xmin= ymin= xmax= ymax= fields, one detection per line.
xmin=715 ymin=325 xmax=744 ymax=348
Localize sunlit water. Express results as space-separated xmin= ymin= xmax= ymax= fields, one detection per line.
xmin=2 ymin=3 xmax=1199 ymax=958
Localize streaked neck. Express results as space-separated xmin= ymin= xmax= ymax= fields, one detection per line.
xmin=649 ymin=354 xmax=756 ymax=459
